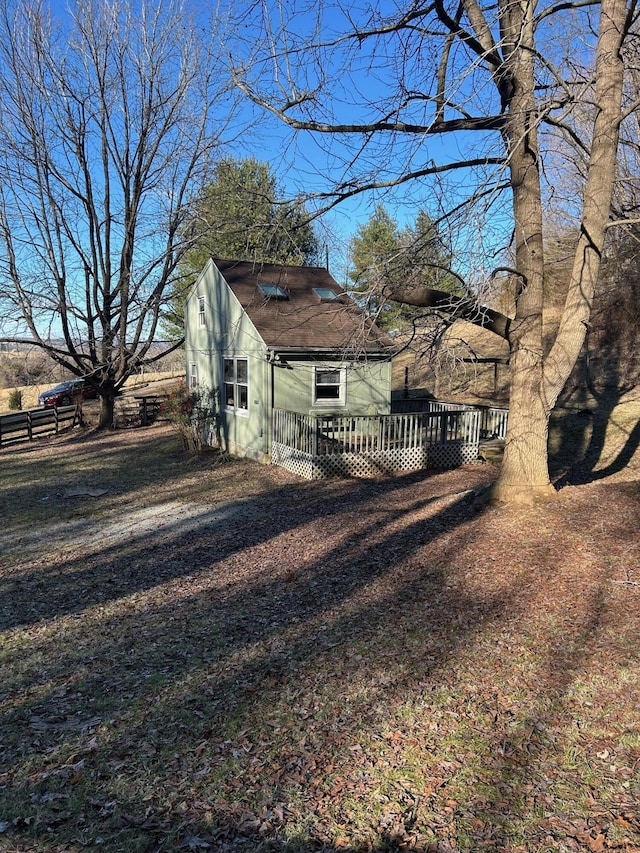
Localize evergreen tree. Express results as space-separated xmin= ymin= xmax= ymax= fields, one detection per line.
xmin=348 ymin=205 xmax=456 ymax=329
xmin=163 ymin=157 xmax=319 ymax=340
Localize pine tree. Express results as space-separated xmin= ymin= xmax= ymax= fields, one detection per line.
xmin=348 ymin=205 xmax=456 ymax=329
xmin=163 ymin=157 xmax=319 ymax=340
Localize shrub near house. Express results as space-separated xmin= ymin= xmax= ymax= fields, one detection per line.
xmin=160 ymin=383 xmax=218 ymax=453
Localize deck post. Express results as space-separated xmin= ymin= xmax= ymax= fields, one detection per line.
xmin=312 ymin=415 xmax=318 ymax=456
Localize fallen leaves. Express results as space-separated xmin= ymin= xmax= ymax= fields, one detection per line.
xmin=1 ymin=427 xmax=639 ymax=851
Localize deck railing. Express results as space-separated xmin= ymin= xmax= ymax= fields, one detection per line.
xmin=272 ymin=407 xmax=482 ymax=456
xmin=392 ymin=397 xmax=509 ymax=440
xmin=478 ymin=405 xmax=509 ymax=439
xmin=272 ymin=401 xmax=508 ymax=478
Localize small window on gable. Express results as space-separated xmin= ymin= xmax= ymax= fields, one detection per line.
xmin=198 ymin=296 xmax=206 ymax=327
xmin=259 ymin=283 xmax=289 ymax=300
xmin=313 ymin=287 xmax=339 ymax=301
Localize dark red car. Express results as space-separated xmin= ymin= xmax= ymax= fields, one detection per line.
xmin=38 ymin=379 xmax=98 ymax=407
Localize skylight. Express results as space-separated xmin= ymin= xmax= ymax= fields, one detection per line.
xmin=313 ymin=287 xmax=339 ymax=301
xmin=259 ymin=283 xmax=289 ymax=300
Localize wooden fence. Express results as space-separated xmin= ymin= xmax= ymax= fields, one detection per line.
xmin=1 ymin=394 xmax=169 ymax=444
xmin=0 ymin=405 xmax=79 ymax=447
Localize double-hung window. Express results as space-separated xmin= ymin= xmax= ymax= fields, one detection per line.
xmin=198 ymin=296 xmax=206 ymax=328
xmin=224 ymin=357 xmax=249 ymax=413
xmin=189 ymin=362 xmax=198 ymax=389
xmin=314 ymin=367 xmax=346 ymax=406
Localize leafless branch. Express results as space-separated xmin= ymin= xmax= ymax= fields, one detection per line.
xmin=0 ymin=0 xmax=237 ymax=425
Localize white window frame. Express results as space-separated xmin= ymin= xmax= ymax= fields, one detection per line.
xmin=198 ymin=295 xmax=206 ymax=328
xmin=189 ymin=362 xmax=198 ymax=389
xmin=224 ymin=357 xmax=249 ymax=415
xmin=313 ymin=366 xmax=346 ymax=407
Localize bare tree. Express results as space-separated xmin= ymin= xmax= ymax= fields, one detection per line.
xmin=0 ymin=0 xmax=237 ymax=427
xmin=231 ymin=0 xmax=636 ymax=503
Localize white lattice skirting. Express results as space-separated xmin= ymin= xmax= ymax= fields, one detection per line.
xmin=271 ymin=440 xmax=479 ymax=480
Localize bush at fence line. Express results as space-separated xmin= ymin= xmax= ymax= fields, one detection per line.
xmin=160 ymin=383 xmax=218 ymax=454
xmin=8 ymin=388 xmax=23 ymax=410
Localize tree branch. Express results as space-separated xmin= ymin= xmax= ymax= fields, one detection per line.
xmin=385 ymin=285 xmax=511 ymax=339
xmin=232 ymin=75 xmax=506 ymax=133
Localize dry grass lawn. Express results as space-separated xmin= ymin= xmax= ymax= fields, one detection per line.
xmin=0 ymin=417 xmax=639 ymax=853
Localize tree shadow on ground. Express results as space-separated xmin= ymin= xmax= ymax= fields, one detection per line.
xmin=0 ymin=427 xmax=175 ymax=535
xmin=0 ymin=448 xmax=492 ymax=630
xmin=551 ymin=386 xmax=640 ymax=487
xmin=1 ymin=433 xmax=639 ymax=852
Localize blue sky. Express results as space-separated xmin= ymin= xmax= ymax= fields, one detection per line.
xmin=39 ymin=0 xmax=595 ymax=290
xmin=223 ymin=0 xmax=514 ymax=285
xmin=23 ymin=0 xmax=512 ymax=294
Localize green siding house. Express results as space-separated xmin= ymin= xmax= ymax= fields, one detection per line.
xmin=184 ymin=258 xmax=393 ymax=462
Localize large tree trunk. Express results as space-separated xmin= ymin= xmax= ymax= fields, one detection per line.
xmin=492 ymin=0 xmax=627 ymax=503
xmin=492 ymin=0 xmax=557 ymax=503
xmin=543 ymin=0 xmax=627 ymax=410
xmin=97 ymin=384 xmax=117 ymax=430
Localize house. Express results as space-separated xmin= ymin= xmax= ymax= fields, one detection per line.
xmin=184 ymin=258 xmax=393 ymax=463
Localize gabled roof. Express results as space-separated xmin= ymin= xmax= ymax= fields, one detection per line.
xmin=214 ymin=259 xmax=392 ymax=355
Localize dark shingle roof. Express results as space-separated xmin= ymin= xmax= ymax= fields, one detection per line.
xmin=214 ymin=259 xmax=391 ymax=354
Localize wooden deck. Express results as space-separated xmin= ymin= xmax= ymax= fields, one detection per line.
xmin=271 ymin=402 xmax=508 ymax=479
